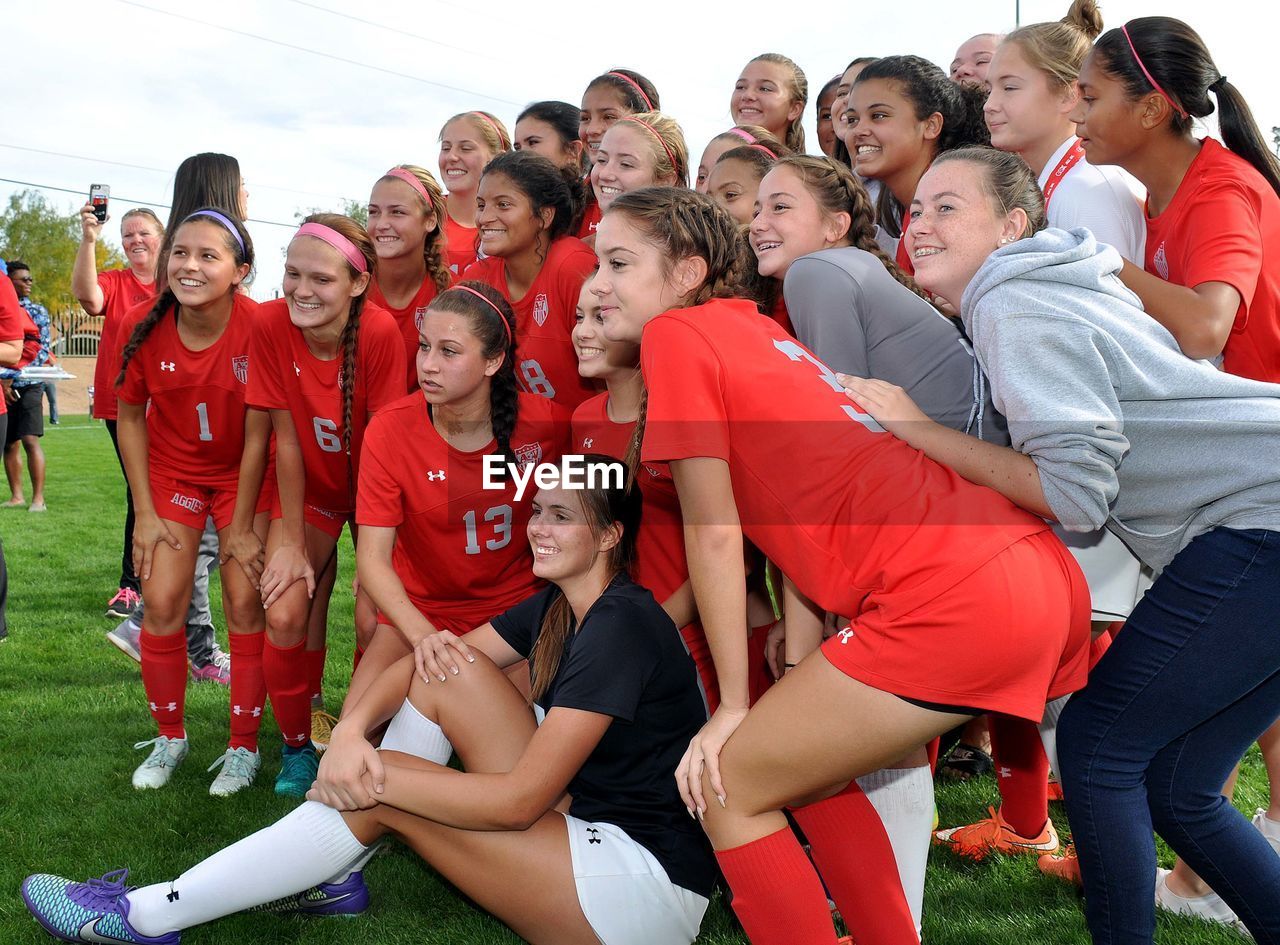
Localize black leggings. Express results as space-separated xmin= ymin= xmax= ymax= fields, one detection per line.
xmin=105 ymin=420 xmax=139 ymax=592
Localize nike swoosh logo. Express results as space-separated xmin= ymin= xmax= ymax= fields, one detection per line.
xmin=78 ymin=918 xmax=135 ymax=944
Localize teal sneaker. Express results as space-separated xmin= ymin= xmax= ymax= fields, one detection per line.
xmin=275 ymin=743 xmax=319 ymax=798
xmin=21 ymin=869 xmax=181 ymax=943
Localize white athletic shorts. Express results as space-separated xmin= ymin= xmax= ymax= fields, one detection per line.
xmin=562 ymin=813 xmax=709 ymax=945
xmin=1053 ymin=525 xmax=1150 ymax=621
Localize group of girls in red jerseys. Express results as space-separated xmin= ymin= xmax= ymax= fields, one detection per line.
xmin=22 ymin=6 xmax=1280 ymax=945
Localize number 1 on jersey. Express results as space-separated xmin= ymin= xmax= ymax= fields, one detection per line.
xmin=195 ymin=402 xmax=213 ymax=442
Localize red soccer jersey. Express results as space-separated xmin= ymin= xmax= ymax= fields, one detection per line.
xmin=248 ymin=299 xmax=406 ymax=514
xmin=444 ymin=214 xmax=479 ymax=277
xmin=639 ymin=298 xmax=1048 ymax=622
xmin=465 ymin=236 xmax=598 ymax=408
xmin=0 ymin=275 xmax=26 ymax=418
xmin=768 ymin=295 xmax=794 ymax=336
xmin=577 ymin=199 xmax=603 ymax=240
xmin=117 ymin=294 xmax=259 ymax=487
xmin=571 ymin=393 xmax=687 ymax=600
xmin=94 ymin=269 xmax=158 ymax=420
xmin=1144 ymin=137 xmax=1280 ymax=382
xmin=357 ymin=391 xmax=571 ymax=629
xmin=367 ymin=276 xmax=440 ymax=392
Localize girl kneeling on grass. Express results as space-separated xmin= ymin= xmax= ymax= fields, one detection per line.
xmin=113 ymin=209 xmax=269 ymax=793
xmin=22 ymin=465 xmax=716 ymax=945
xmin=592 ymin=187 xmax=1091 ymax=945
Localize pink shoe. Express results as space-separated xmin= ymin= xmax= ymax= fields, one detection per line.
xmin=190 ymin=651 xmax=231 ymax=686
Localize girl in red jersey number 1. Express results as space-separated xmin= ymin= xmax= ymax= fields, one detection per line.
xmin=114 ymin=209 xmax=269 ymax=794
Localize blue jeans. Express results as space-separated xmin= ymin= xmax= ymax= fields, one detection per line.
xmin=1058 ymin=527 xmax=1280 ymax=944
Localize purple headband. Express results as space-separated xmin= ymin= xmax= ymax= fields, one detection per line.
xmin=1122 ymin=24 xmax=1189 ymax=119
xmin=183 ymin=209 xmax=245 ymax=255
xmin=294 ymin=222 xmax=368 ymax=274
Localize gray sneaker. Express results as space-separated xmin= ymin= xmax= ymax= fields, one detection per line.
xmin=106 ymin=617 xmax=142 ymax=663
xmin=208 ymin=746 xmax=261 ymax=797
xmin=131 ymin=736 xmax=188 ymax=790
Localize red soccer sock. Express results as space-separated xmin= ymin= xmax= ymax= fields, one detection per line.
xmin=305 ymin=645 xmax=327 ymax=705
xmin=791 ymin=781 xmax=919 ymax=945
xmin=715 ymin=826 xmax=840 ymax=945
xmin=228 ymin=631 xmax=266 ymax=751
xmin=926 ymin=736 xmax=940 ymax=773
xmin=988 ymin=713 xmax=1050 ymax=837
xmin=140 ymin=628 xmax=188 ymax=739
xmin=263 ymin=637 xmax=311 ymax=747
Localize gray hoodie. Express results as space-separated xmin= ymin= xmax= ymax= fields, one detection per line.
xmin=960 ymin=227 xmax=1280 ymax=573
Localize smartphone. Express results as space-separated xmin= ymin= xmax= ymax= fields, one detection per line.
xmin=89 ymin=184 xmax=110 ymax=223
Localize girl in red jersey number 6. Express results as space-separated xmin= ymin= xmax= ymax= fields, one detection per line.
xmin=343 ymin=281 xmax=568 ymax=711
xmin=230 ymin=215 xmax=406 ymax=798
xmin=592 ymin=188 xmax=1090 ymax=945
xmin=114 ymin=209 xmax=269 ymax=794
xmin=465 ymin=151 xmax=598 ymax=408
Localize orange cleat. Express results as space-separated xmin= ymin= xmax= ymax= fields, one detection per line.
xmin=1038 ymin=843 xmax=1082 ymax=885
xmin=934 ymin=806 xmax=1060 ymax=861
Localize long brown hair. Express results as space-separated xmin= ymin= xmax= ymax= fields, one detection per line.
xmin=528 ymin=457 xmax=641 ymax=701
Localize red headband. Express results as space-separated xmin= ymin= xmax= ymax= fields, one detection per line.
xmin=624 ymin=117 xmax=680 ymax=178
xmin=607 ymin=71 xmax=654 ymax=111
xmin=1122 ymin=24 xmax=1189 ymax=119
xmin=451 ymin=285 xmax=512 ymax=345
xmin=469 ymin=111 xmax=508 ymax=147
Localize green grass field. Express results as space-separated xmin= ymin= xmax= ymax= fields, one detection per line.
xmin=0 ymin=416 xmax=1260 ymax=943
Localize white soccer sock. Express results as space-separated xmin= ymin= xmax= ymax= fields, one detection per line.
xmin=380 ymin=698 xmax=454 ymax=764
xmin=127 ymin=801 xmax=368 ymax=936
xmin=1039 ymin=694 xmax=1071 ymax=780
xmin=856 ymin=764 xmax=933 ymax=935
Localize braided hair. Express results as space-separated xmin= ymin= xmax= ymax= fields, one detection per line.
xmin=426 ymin=281 xmax=519 ymax=464
xmin=117 ymin=208 xmax=254 ymax=387
xmin=379 ymin=165 xmax=451 ymax=293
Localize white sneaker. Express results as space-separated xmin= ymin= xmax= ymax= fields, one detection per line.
xmin=131 ymin=736 xmax=188 ymax=790
xmin=207 ymin=746 xmax=261 ymax=797
xmin=1253 ymin=809 xmax=1280 ymax=856
xmin=1155 ymin=867 xmax=1238 ymax=924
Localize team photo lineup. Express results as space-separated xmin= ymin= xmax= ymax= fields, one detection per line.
xmin=4 ymin=1 xmax=1280 ymax=943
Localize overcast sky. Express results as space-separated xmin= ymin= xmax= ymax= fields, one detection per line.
xmin=5 ymin=0 xmax=1274 ymax=300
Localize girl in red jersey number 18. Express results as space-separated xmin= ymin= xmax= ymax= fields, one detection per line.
xmin=114 ymin=209 xmax=269 ymax=795
xmin=228 ymin=215 xmax=407 ymax=799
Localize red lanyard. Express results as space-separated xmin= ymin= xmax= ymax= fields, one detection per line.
xmin=1042 ymin=139 xmax=1087 ymax=209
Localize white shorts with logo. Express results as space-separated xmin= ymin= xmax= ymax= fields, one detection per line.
xmin=562 ymin=813 xmax=708 ymax=945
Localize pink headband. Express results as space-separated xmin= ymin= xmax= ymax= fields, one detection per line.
xmin=294 ymin=222 xmax=368 ymax=274
xmin=607 ymin=71 xmax=654 ymax=111
xmin=1122 ymin=24 xmax=1189 ymax=119
xmin=451 ymin=285 xmax=512 ymax=345
xmin=384 ymin=167 xmax=434 ymax=208
xmin=728 ymin=127 xmax=758 ymax=144
xmin=625 ymin=117 xmax=680 ymax=178
xmin=748 ymin=143 xmax=778 ymax=160
xmin=469 ymin=111 xmax=508 ymax=147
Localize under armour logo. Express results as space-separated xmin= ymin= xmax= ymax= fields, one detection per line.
xmin=291 ymin=733 xmax=309 ymax=742
xmin=586 ymin=827 xmax=602 ymax=845
xmin=998 ymin=766 xmax=1013 ymax=779
xmin=837 ymin=628 xmax=854 ymax=645
xmin=166 ymin=887 xmax=180 ymax=903
xmin=160 ymin=361 xmax=175 ymax=372
xmin=232 ymin=704 xmax=262 ymax=717
xmin=582 ymin=437 xmax=594 ymax=449
xmin=149 ymin=701 xmax=178 ymax=712
xmin=427 ymin=470 xmax=446 ymax=481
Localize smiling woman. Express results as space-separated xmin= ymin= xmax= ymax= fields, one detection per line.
xmin=730 ymin=53 xmax=808 ymax=153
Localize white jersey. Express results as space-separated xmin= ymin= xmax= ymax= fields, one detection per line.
xmin=1040 ymin=136 xmax=1146 ymax=266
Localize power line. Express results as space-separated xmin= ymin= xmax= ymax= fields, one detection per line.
xmin=0 ymin=143 xmax=356 ymax=203
xmin=113 ymin=0 xmax=524 ymax=108
xmin=0 ymin=177 xmax=299 ymax=229
xmin=278 ymin=0 xmax=490 ymax=59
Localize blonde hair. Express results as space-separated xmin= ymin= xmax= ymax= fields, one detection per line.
xmin=748 ymin=53 xmax=808 ymax=153
xmin=1003 ymin=0 xmax=1103 ymax=91
xmin=613 ymin=112 xmax=691 ymax=188
xmin=441 ymin=111 xmax=512 ymax=154
xmin=379 ymin=164 xmax=451 ymax=293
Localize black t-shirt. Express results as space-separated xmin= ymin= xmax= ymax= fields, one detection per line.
xmin=491 ymin=574 xmax=717 ymax=898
